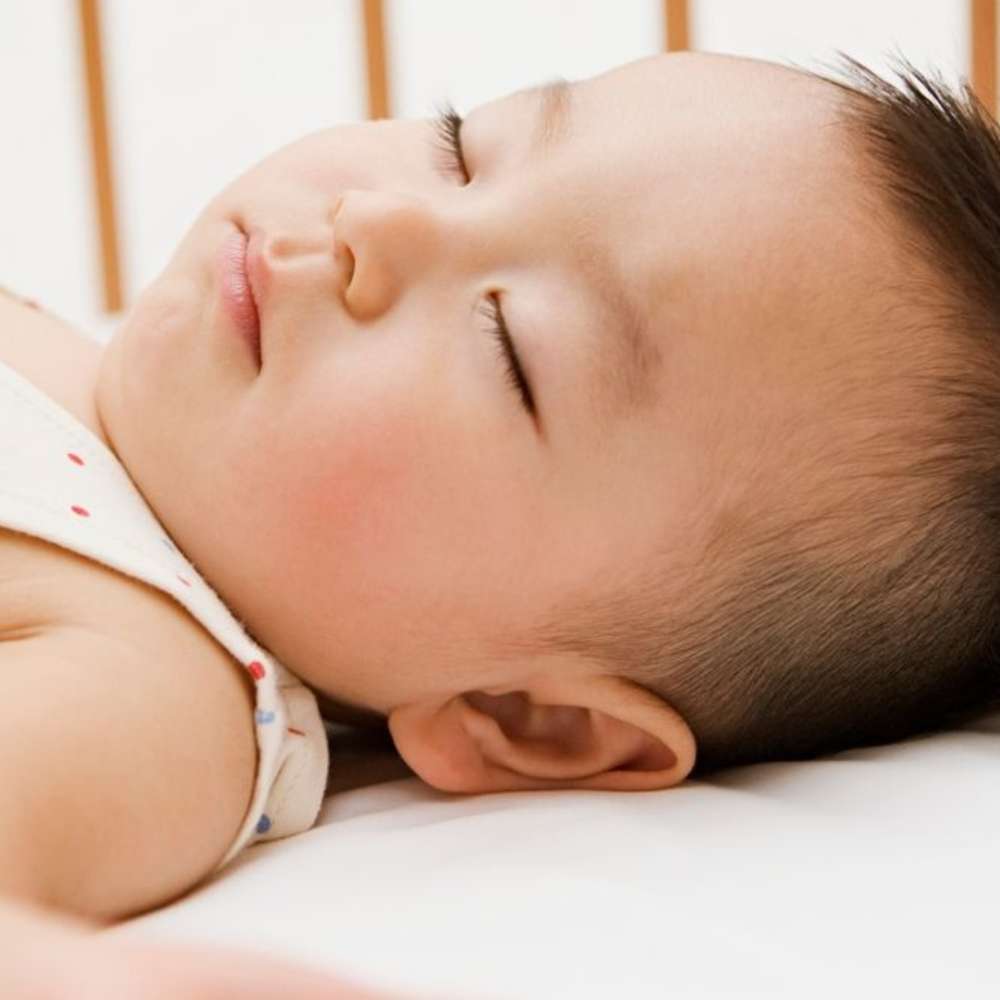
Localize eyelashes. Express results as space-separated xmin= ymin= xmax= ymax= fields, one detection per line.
xmin=429 ymin=103 xmax=537 ymax=420
xmin=477 ymin=293 xmax=536 ymax=419
xmin=431 ymin=100 xmax=470 ymax=184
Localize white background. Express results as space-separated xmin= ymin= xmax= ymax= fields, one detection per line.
xmin=0 ymin=1 xmax=971 ymax=343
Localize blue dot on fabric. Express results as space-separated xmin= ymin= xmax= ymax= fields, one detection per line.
xmin=256 ymin=814 xmax=272 ymax=835
xmin=255 ymin=709 xmax=276 ymax=725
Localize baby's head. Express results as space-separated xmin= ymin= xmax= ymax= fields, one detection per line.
xmin=95 ymin=49 xmax=1000 ymax=791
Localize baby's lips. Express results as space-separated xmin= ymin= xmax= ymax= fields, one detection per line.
xmin=244 ymin=226 xmax=270 ymax=314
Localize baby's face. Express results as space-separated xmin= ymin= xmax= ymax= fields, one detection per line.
xmin=96 ymin=51 xmax=889 ymax=718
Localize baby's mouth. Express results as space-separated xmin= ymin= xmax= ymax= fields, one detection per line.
xmin=218 ymin=223 xmax=262 ymax=369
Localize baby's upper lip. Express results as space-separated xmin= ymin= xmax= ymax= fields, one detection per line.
xmin=244 ymin=226 xmax=268 ymax=315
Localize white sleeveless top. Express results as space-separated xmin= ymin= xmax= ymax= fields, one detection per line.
xmin=0 ymin=346 xmax=329 ymax=871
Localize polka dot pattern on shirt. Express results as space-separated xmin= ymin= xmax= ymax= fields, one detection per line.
xmin=0 ymin=326 xmax=329 ymax=866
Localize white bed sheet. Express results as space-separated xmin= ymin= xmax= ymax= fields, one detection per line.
xmin=106 ymin=712 xmax=1000 ymax=999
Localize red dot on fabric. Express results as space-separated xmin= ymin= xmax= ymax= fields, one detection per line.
xmin=248 ymin=661 xmax=266 ymax=680
xmin=67 ymin=452 xmax=84 ymax=466
xmin=70 ymin=505 xmax=90 ymax=517
xmin=176 ymin=574 xmax=191 ymax=587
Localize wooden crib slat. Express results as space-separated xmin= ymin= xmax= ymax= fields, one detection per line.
xmin=77 ymin=0 xmax=123 ymax=313
xmin=363 ymin=0 xmax=390 ymax=119
xmin=665 ymin=0 xmax=690 ymax=52
xmin=971 ymin=0 xmax=997 ymax=117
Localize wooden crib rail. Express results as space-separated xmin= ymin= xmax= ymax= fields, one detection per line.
xmin=77 ymin=0 xmax=122 ymax=314
xmin=973 ymin=0 xmax=997 ymax=115
xmin=363 ymin=0 xmax=390 ymax=120
xmin=76 ymin=0 xmax=996 ymax=315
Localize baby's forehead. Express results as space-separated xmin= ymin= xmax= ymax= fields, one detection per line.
xmin=576 ymin=63 xmax=909 ymax=518
xmin=581 ymin=50 xmax=839 ymax=132
xmin=567 ymin=64 xmax=862 ymax=370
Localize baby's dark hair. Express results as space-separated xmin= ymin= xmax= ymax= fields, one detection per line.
xmin=522 ymin=50 xmax=1000 ymax=776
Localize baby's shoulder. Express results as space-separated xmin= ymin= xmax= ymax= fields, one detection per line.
xmin=0 ymin=591 xmax=259 ymax=919
xmin=0 ymin=283 xmax=43 ymax=312
xmin=0 ymin=281 xmax=112 ymax=450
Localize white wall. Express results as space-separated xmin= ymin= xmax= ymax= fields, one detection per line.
xmin=0 ymin=1 xmax=971 ymax=344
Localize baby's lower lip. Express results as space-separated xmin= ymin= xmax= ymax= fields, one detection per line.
xmin=218 ymin=224 xmax=262 ymax=367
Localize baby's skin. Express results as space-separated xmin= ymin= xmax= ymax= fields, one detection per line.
xmin=2 ymin=49 xmax=908 ymax=993
xmin=98 ymin=51 xmax=792 ymax=794
xmin=0 ymin=894 xmax=392 ymax=997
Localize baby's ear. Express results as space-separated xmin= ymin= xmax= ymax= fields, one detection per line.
xmin=386 ymin=673 xmax=696 ymax=794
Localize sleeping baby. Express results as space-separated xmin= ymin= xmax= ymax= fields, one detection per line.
xmin=3 ymin=46 xmax=999 ymax=995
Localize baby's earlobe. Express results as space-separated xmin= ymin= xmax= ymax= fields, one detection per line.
xmin=386 ymin=696 xmax=495 ymax=794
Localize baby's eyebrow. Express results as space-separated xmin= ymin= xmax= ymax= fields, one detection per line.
xmin=524 ymin=76 xmax=574 ymax=151
xmin=516 ymin=77 xmax=660 ymax=423
xmin=572 ymin=216 xmax=660 ymax=424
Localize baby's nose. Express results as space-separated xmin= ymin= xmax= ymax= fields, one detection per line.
xmin=330 ymin=188 xmax=442 ymax=320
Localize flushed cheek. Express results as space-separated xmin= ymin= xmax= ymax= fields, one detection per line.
xmin=258 ymin=397 xmax=477 ymax=605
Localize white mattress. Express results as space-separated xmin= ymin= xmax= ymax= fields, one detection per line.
xmin=105 ymin=712 xmax=1000 ymax=999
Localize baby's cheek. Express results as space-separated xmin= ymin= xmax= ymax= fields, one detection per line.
xmin=275 ymin=400 xmax=459 ymax=598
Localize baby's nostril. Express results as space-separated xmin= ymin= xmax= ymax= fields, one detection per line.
xmin=333 ymin=240 xmax=355 ymax=288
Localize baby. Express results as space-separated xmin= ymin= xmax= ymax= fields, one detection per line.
xmin=4 ymin=46 xmax=1000 ymax=995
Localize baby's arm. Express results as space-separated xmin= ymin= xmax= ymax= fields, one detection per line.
xmin=0 ymin=622 xmax=258 ymax=922
xmin=0 ymin=893 xmax=391 ymax=998
xmin=0 ymin=628 xmax=399 ymax=996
